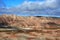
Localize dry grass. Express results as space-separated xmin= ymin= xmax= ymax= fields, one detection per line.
xmin=0 ymin=14 xmax=60 ymax=29
xmin=0 ymin=14 xmax=60 ymax=40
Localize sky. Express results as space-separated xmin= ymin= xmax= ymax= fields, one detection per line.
xmin=4 ymin=0 xmax=25 ymax=8
xmin=0 ymin=0 xmax=60 ymax=17
xmin=3 ymin=0 xmax=44 ymax=8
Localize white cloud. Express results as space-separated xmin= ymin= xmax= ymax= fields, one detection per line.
xmin=44 ymin=0 xmax=57 ymax=8
xmin=8 ymin=0 xmax=60 ymax=17
xmin=19 ymin=0 xmax=58 ymax=10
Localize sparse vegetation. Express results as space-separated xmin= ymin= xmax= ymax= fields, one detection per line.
xmin=0 ymin=14 xmax=60 ymax=40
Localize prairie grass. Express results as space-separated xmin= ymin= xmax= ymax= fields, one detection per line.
xmin=0 ymin=14 xmax=60 ymax=40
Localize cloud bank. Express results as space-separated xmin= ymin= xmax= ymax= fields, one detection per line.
xmin=8 ymin=0 xmax=60 ymax=17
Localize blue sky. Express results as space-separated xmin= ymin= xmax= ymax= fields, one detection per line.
xmin=0 ymin=0 xmax=60 ymax=17
xmin=4 ymin=0 xmax=25 ymax=8
xmin=3 ymin=0 xmax=44 ymax=8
